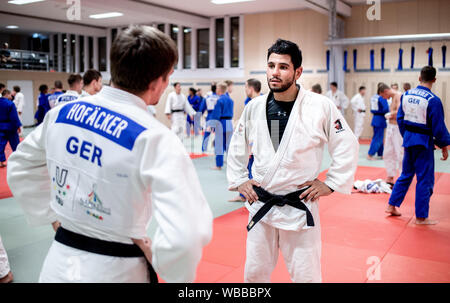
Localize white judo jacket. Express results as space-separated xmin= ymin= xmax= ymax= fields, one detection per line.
xmin=227 ymin=87 xmax=359 ymax=231
xmin=7 ymin=86 xmax=213 ymax=282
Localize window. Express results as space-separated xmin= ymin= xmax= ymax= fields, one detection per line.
xmin=197 ymin=29 xmax=209 ymax=69
xmin=170 ymin=24 xmax=178 ymax=45
xmin=111 ymin=28 xmax=118 ymax=43
xmin=99 ymin=37 xmax=106 ymax=71
xmin=183 ymin=27 xmax=191 ymax=69
xmin=80 ymin=36 xmax=84 ymax=72
xmin=215 ymin=18 xmax=224 ymax=68
xmin=157 ymin=24 xmax=165 ymax=33
xmin=62 ymin=34 xmax=67 ymax=71
xmin=230 ymin=17 xmax=239 ymax=68
xmin=89 ymin=37 xmax=93 ymax=70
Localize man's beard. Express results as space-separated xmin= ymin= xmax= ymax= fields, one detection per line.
xmin=267 ymin=75 xmax=296 ymax=93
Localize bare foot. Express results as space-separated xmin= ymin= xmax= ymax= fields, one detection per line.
xmin=228 ymin=195 xmax=246 ymax=202
xmin=0 ymin=271 xmax=13 ymax=283
xmin=367 ymin=155 xmax=376 ymax=161
xmin=211 ymin=166 xmax=222 ymax=170
xmin=385 ymin=204 xmax=401 ymax=216
xmin=415 ymin=218 xmax=438 ymax=225
xmin=0 ymin=162 xmax=6 ymax=168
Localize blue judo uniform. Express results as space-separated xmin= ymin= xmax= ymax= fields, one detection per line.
xmin=202 ymin=93 xmax=220 ymax=152
xmin=34 ymin=92 xmax=51 ymax=126
xmin=389 ymin=86 xmax=450 ymax=218
xmin=48 ymin=91 xmax=63 ymax=107
xmin=186 ymin=95 xmax=203 ymax=136
xmin=368 ymin=94 xmax=390 ymax=157
xmin=210 ymin=94 xmax=234 ymax=167
xmin=0 ymin=97 xmax=22 ymax=162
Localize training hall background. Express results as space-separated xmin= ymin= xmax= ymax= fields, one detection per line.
xmin=1 ymin=0 xmax=449 ymax=133
xmin=1 ymin=0 xmax=450 ymax=283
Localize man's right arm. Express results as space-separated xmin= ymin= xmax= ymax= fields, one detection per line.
xmin=7 ymin=113 xmax=57 ymax=226
xmin=226 ymin=107 xmax=251 ymax=192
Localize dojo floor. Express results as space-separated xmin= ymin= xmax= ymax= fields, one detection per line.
xmin=1 ymin=130 xmax=449 ymax=283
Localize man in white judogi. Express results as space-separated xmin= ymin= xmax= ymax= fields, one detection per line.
xmin=350 ymin=86 xmax=366 ymax=140
xmin=227 ymin=39 xmax=359 ymax=283
xmin=326 ymin=82 xmax=349 ymax=115
xmin=7 ymin=25 xmax=212 ymax=283
xmin=165 ymin=82 xmax=196 ymax=141
xmin=384 ymin=88 xmax=404 ymax=186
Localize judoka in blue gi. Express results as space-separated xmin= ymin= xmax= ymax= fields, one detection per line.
xmin=211 ymin=82 xmax=234 ymax=170
xmin=229 ymin=78 xmax=262 ymax=202
xmin=386 ymin=66 xmax=450 ymax=225
xmin=367 ymin=83 xmax=391 ymax=160
xmin=201 ymin=84 xmax=220 ymax=152
xmin=0 ymin=89 xmax=21 ymax=167
xmin=47 ymin=80 xmax=64 ymax=108
xmin=186 ymin=88 xmax=203 ymax=137
xmin=34 ymin=84 xmax=51 ymax=126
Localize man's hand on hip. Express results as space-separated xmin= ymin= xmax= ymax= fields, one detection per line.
xmin=237 ymin=180 xmax=261 ymax=204
xmin=298 ymin=179 xmax=333 ymax=202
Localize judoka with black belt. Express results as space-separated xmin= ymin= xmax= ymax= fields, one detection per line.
xmin=7 ymin=25 xmax=213 ymax=283
xmin=386 ymin=66 xmax=450 ymax=224
xmin=165 ymin=82 xmax=196 ymax=141
xmin=227 ymin=39 xmax=359 ymax=282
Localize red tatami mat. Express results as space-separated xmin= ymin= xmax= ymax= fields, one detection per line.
xmin=0 ymin=142 xmax=14 ymax=199
xmin=194 ymin=166 xmax=450 ymax=283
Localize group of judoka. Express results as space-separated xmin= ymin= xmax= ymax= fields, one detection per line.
xmin=165 ymin=79 xmax=242 ymax=171
xmin=0 ymin=25 xmax=449 ymax=284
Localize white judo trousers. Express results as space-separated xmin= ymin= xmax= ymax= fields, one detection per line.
xmin=0 ymin=236 xmax=11 ymax=279
xmin=245 ymin=203 xmax=321 ymax=283
xmin=384 ymin=123 xmax=404 ymax=177
xmin=353 ymin=112 xmax=365 ymax=140
xmin=227 ymin=87 xmax=358 ymax=284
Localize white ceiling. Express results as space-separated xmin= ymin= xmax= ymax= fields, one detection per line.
xmin=141 ymin=0 xmax=308 ymax=17
xmin=0 ymin=0 xmax=412 ymax=35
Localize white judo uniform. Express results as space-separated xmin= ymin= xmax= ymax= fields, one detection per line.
xmin=350 ymin=93 xmax=366 ymax=139
xmin=227 ymin=87 xmax=359 ymax=283
xmin=326 ymin=90 xmax=349 ymax=116
xmin=7 ymin=86 xmax=213 ymax=283
xmin=0 ymin=236 xmax=10 ymax=279
xmin=384 ymin=94 xmax=404 ymax=178
xmin=13 ymin=92 xmax=25 ymax=115
xmin=164 ymin=91 xmax=196 ymax=140
xmin=55 ymin=90 xmax=80 ymax=107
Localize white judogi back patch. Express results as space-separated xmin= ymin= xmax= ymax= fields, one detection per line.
xmin=370 ymin=95 xmax=380 ymax=111
xmin=402 ymin=94 xmax=429 ymax=125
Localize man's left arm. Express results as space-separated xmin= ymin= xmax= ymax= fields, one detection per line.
xmin=429 ymin=98 xmax=450 ymax=149
xmin=324 ymin=102 xmax=359 ymax=193
xmin=300 ymin=101 xmax=359 ymax=201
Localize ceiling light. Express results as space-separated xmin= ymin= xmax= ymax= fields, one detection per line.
xmin=211 ymin=0 xmax=255 ymax=4
xmin=6 ymin=25 xmax=19 ymax=29
xmin=89 ymin=12 xmax=123 ymax=19
xmin=8 ymin=0 xmax=45 ymax=5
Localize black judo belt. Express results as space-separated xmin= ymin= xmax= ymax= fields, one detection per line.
xmin=171 ymin=109 xmax=184 ymax=113
xmin=247 ymin=186 xmax=315 ymax=231
xmin=55 ymin=227 xmax=158 ymax=283
xmin=405 ymin=124 xmax=432 ymax=136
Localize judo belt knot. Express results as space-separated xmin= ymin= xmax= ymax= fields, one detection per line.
xmin=247 ymin=186 xmax=315 ymax=232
